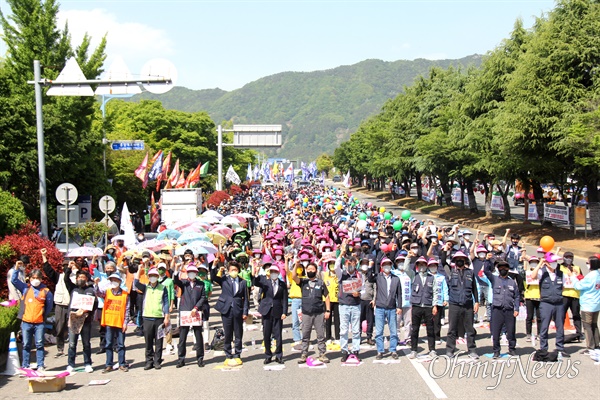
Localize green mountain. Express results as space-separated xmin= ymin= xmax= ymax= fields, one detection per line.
xmin=133 ymin=55 xmax=482 ymax=160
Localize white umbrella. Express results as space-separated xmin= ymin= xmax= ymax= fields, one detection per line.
xmin=66 ymin=246 xmax=104 ymax=258
xmin=202 ymin=210 xmax=223 ymax=220
xmin=220 ymin=216 xmax=242 ymax=225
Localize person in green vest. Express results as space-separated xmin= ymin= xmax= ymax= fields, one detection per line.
xmin=134 ymin=268 xmax=170 ymax=370
xmin=157 ymin=262 xmax=176 ymax=355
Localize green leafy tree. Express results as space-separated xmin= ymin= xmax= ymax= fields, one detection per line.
xmin=0 ymin=188 xmax=28 ymax=236
xmin=70 ymin=221 xmax=109 ymax=247
xmin=316 ymin=153 xmax=334 ymax=176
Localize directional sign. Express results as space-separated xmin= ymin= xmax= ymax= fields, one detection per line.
xmin=110 ymin=140 xmax=145 ymax=151
xmin=99 ymin=195 xmax=116 ymax=213
xmin=55 ymin=183 xmax=78 ymax=206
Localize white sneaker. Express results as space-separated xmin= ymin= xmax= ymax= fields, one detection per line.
xmin=408 ymin=351 xmax=417 ymax=359
xmin=440 ymin=318 xmax=446 ymax=326
xmin=37 ymin=366 xmax=46 ymax=373
xmin=85 ymin=365 xmax=93 ymax=373
xmin=66 ymin=366 xmax=74 ymax=373
xmin=429 ymin=350 xmax=437 ymax=358
xmin=531 ymin=335 xmax=537 ymax=347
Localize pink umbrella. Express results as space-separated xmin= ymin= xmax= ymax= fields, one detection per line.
xmin=229 ymin=214 xmax=247 ymax=223
xmin=66 ymin=246 xmax=103 ymax=258
xmin=169 ymin=220 xmax=199 ymax=231
xmin=137 ymin=239 xmax=175 ymax=252
xmin=211 ymin=226 xmax=234 ymax=238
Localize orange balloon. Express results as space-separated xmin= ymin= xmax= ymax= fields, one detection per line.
xmin=540 ymin=236 xmax=554 ymax=252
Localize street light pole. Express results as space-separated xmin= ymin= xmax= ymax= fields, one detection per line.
xmin=34 ymin=60 xmax=48 ymax=238
xmin=217 ymin=125 xmax=223 ymax=191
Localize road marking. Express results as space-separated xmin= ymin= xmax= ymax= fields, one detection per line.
xmin=401 ymin=349 xmax=448 ymax=399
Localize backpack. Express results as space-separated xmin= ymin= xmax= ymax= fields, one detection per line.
xmin=210 ymin=328 xmax=225 ymax=351
xmin=532 ymin=349 xmax=559 ymax=362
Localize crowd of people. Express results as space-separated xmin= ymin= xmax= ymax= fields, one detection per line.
xmin=7 ymin=183 xmax=600 ymax=373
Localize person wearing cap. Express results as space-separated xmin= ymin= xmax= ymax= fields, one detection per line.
xmin=484 ymin=260 xmax=520 ymax=358
xmin=523 ymin=255 xmax=542 ymax=346
xmin=530 ymin=253 xmax=569 ymax=358
xmin=211 ymin=260 xmax=250 ymax=365
xmin=197 ymin=264 xmax=213 ymax=350
xmin=407 ymin=257 xmax=438 ymax=359
xmin=134 ymin=267 xmax=170 ymax=370
xmin=156 ymin=262 xmax=176 ymax=354
xmin=95 ymin=273 xmax=130 ymax=373
xmin=173 ymin=263 xmax=207 ymax=368
xmin=291 ymin=259 xmax=331 ymax=364
xmin=368 ymin=257 xmax=403 ymax=360
xmin=92 ymin=261 xmax=120 ymax=355
xmin=253 ymin=264 xmax=288 ymax=364
xmin=568 ymin=256 xmax=600 ymax=355
xmin=559 ymin=251 xmax=584 ymax=341
xmin=427 ymin=234 xmax=443 ymax=258
xmin=504 ymin=230 xmax=524 ymax=275
xmin=322 ymin=253 xmax=340 ymax=347
xmin=358 ymin=258 xmax=376 ymax=345
xmin=444 ymin=251 xmax=480 ymax=360
xmin=460 ymin=231 xmax=474 ymax=254
xmin=394 ymin=253 xmax=413 ymax=346
xmin=335 ymin=240 xmax=362 ymax=362
xmin=40 ymin=249 xmax=70 ymax=358
xmin=429 ymin=258 xmax=448 ymax=345
xmin=471 ymin=239 xmax=491 ymax=323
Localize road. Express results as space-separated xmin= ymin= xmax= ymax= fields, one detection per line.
xmin=1 ymin=186 xmax=599 ymax=399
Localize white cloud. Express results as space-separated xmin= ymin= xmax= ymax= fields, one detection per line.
xmin=57 ymin=9 xmax=175 ymax=68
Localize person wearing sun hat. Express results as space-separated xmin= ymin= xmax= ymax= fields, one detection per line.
xmin=197 ymin=264 xmax=213 ymax=351
xmin=134 ymin=267 xmax=170 ymax=370
xmin=156 ymin=262 xmax=176 ymax=355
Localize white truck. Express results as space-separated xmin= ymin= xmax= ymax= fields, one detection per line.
xmin=160 ymin=188 xmax=203 ymax=227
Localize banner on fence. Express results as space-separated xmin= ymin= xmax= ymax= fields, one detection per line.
xmin=491 ymin=195 xmax=505 ymax=211
xmin=543 ymin=204 xmax=569 ymax=224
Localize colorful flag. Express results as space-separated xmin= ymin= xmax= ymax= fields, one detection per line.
xmin=187 ymin=163 xmax=201 ymax=187
xmin=175 ymin=170 xmax=186 ymax=188
xmin=199 ymin=161 xmax=209 ymax=177
xmin=150 ymin=192 xmax=160 ymax=231
xmin=272 ymin=162 xmax=279 ymax=176
xmin=284 ymin=162 xmax=294 ymax=187
xmin=253 ymin=164 xmax=260 ymax=180
xmin=246 ymin=163 xmax=252 ymax=181
xmin=148 ymin=150 xmax=163 ymax=180
xmin=225 ymin=165 xmax=241 ymax=185
xmin=343 ymin=170 xmax=351 ymax=188
xmin=120 ymin=202 xmax=136 ymax=247
xmin=134 ymin=152 xmax=149 ymax=188
xmin=168 ymin=159 xmax=180 ymax=187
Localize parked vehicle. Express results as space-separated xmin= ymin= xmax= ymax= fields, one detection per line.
xmin=332 ymin=175 xmax=342 ymax=183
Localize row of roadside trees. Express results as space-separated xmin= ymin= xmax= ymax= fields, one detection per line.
xmin=333 ymin=0 xmax=600 ymax=233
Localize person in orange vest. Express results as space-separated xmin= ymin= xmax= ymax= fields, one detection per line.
xmin=95 ymin=273 xmax=131 ymax=373
xmin=11 ymin=266 xmax=54 ymax=372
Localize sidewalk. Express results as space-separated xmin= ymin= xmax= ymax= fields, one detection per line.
xmin=350 ymin=185 xmax=599 ymax=259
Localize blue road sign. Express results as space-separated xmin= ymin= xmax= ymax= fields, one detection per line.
xmin=110 ymin=141 xmax=145 ymax=151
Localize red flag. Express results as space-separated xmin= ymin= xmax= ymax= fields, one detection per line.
xmin=186 ymin=163 xmax=201 ymax=188
xmin=134 ymin=152 xmax=149 ymax=185
xmin=150 ymin=150 xmax=162 ymax=165
xmin=168 ymin=159 xmax=180 ymax=187
xmin=161 ymin=151 xmax=172 ymax=179
xmin=175 ymin=170 xmax=186 ymax=188
xmin=150 ymin=192 xmax=160 ymax=231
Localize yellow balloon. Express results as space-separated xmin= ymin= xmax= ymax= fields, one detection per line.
xmin=336 ymin=204 xmax=342 ymax=210
xmin=379 ymin=207 xmax=386 ymax=213
xmin=303 ymin=197 xmax=309 ymax=203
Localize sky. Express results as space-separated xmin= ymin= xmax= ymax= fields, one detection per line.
xmin=0 ymin=0 xmax=557 ymax=91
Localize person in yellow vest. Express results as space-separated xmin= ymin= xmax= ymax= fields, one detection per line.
xmin=322 ymin=257 xmax=340 ymax=345
xmin=286 ymin=254 xmax=304 ymax=349
xmin=524 ymin=256 xmax=542 ymax=346
xmin=95 ymin=273 xmax=130 ymax=373
xmin=560 ymin=251 xmax=583 ymax=341
xmin=11 ymin=266 xmax=53 ymax=372
xmin=134 ymin=268 xmax=170 ymax=370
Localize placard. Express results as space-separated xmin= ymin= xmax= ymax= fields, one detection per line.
xmin=491 ymin=195 xmax=504 ymax=211
xmin=525 ymin=270 xmax=539 ymax=286
xmin=70 ymin=292 xmax=95 ymax=311
xmin=562 ymin=274 xmax=575 ymax=289
xmin=341 ymin=279 xmax=362 ymax=294
xmin=527 ymin=204 xmax=539 ymax=221
xmin=157 ymin=323 xmax=171 ymax=339
xmin=180 ymin=310 xmax=202 ymax=326
xmin=544 ymin=204 xmax=570 ymax=224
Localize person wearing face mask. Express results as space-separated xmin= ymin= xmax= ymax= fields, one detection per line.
xmin=134 ymin=268 xmax=171 ymax=370
xmin=505 ymin=231 xmax=524 ymax=275
xmin=334 ymin=242 xmax=362 ymax=362
xmin=7 ymin=257 xmax=26 ymax=301
xmin=12 ymin=267 xmax=53 ymax=372
xmin=359 ymin=258 xmax=376 ymax=345
xmin=368 ymin=258 xmax=403 ymax=360
xmin=173 ymin=264 xmax=207 ymax=368
xmin=429 ymin=259 xmax=448 ymax=345
xmin=196 ymin=265 xmax=213 ymax=351
xmin=530 ymin=253 xmax=569 ymax=358
xmin=212 ymin=261 xmax=250 ymax=366
xmin=285 ymin=253 xmax=304 ymax=348
xmin=484 ymin=261 xmax=520 ymax=359
xmin=426 ymin=234 xmax=443 ymax=258
xmin=461 ymin=231 xmax=474 ymax=254
xmin=156 ymin=263 xmax=176 ymax=355
xmin=64 ymin=269 xmax=98 ymax=373
xmin=559 ymin=251 xmax=583 ymax=341
xmin=322 ymin=256 xmax=340 ymax=347
xmin=292 ymin=261 xmax=331 ymax=364
xmin=568 ymin=256 xmax=600 ymax=355
xmin=95 ymin=273 xmax=130 ymax=373
xmin=395 ymin=253 xmax=413 ymax=346
xmin=253 ymin=264 xmax=288 ymax=364
xmin=93 ymin=261 xmax=119 ymax=355
xmin=407 ymin=257 xmax=438 ymax=359
xmin=470 ymin=244 xmax=491 ymax=323
xmin=523 ymin=256 xmax=542 ymax=345
xmin=444 ymin=251 xmax=480 ymax=360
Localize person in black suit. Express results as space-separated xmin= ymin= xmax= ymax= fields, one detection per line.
xmin=253 ymin=264 xmax=288 ymax=364
xmin=211 ymin=260 xmax=249 ymax=365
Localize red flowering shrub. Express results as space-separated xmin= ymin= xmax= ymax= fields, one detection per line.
xmin=0 ymin=222 xmax=64 ymax=298
xmin=229 ymin=185 xmax=243 ymax=196
xmin=205 ymin=191 xmax=231 ymax=208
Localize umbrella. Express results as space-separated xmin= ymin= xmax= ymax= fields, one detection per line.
xmin=228 ymin=214 xmax=247 ymax=223
xmin=239 ymin=213 xmax=254 ymax=219
xmin=110 ymin=234 xmax=127 ymax=243
xmin=157 ymin=229 xmax=182 ymax=240
xmin=66 ymin=246 xmax=104 ymax=258
xmin=206 ymin=232 xmax=228 ymax=246
xmin=198 ymin=216 xmax=220 ymax=224
xmin=137 ymin=239 xmax=174 ymax=252
xmin=169 ymin=220 xmax=200 ymax=231
xmin=179 ymin=225 xmax=207 ymax=233
xmin=202 ymin=210 xmax=223 ymax=219
xmin=175 ymin=241 xmax=218 ymax=256
xmin=221 ymin=216 xmax=242 ymax=225
xmin=177 ymin=232 xmax=211 ymax=245
xmin=210 ymin=226 xmax=233 ymax=238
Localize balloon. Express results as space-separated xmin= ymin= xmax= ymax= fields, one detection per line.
xmin=367 ymin=211 xmax=373 ymax=217
xmin=508 ymin=191 xmax=514 ymax=197
xmin=356 ymin=220 xmax=367 ymax=230
xmin=384 ymin=212 xmax=392 ymax=220
xmin=358 ymin=213 xmax=367 ymax=220
xmin=379 ymin=207 xmax=385 ymax=213
xmin=393 ymin=220 xmax=403 ymax=231
xmin=259 ymin=209 xmax=266 ymax=215
xmin=367 ymin=202 xmax=372 ymax=208
xmin=370 ymin=221 xmax=375 ymax=227
xmin=336 ymin=204 xmax=343 ymax=211
xmin=380 ymin=244 xmax=389 ymax=253
xmin=401 ymin=210 xmax=411 ymax=220
xmin=329 ymin=208 xmax=335 ymax=214
xmin=480 ymin=189 xmax=485 ymax=195
xmin=318 ymin=201 xmax=323 ymax=206
xmin=373 ymin=211 xmax=379 ymax=217
xmin=540 ymin=236 xmax=555 ymax=252
xmin=303 ymin=197 xmax=309 ymax=203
